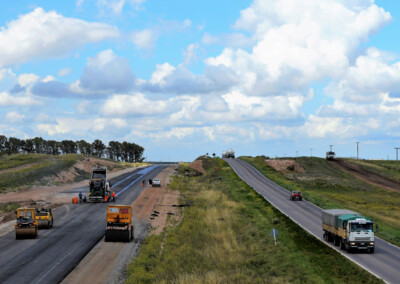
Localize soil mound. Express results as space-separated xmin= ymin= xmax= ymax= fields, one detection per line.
xmin=189 ymin=160 xmax=206 ymax=174
xmin=266 ymin=159 xmax=305 ymax=173
xmin=47 ymin=157 xmax=126 ymax=184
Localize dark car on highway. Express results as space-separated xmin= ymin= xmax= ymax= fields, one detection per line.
xmin=290 ymin=191 xmax=302 ymax=201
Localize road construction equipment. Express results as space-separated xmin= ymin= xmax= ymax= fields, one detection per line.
xmin=36 ymin=208 xmax=54 ymax=229
xmin=105 ymin=205 xmax=133 ymax=242
xmin=15 ymin=208 xmax=38 ymax=239
xmin=33 ymin=201 xmax=53 ymax=229
xmin=89 ymin=166 xmax=112 ymax=202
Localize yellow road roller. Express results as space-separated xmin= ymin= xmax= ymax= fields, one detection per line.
xmin=15 ymin=208 xmax=38 ymax=239
xmin=36 ymin=207 xmax=54 ymax=229
xmin=105 ymin=205 xmax=133 ymax=242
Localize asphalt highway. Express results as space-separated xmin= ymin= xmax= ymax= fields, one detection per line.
xmin=225 ymin=158 xmax=400 ymax=284
xmin=0 ymin=165 xmax=166 ymax=284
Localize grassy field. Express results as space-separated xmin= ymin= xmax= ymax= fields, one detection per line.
xmin=240 ymin=156 xmax=400 ymax=247
xmin=0 ymin=154 xmax=135 ymax=193
xmin=0 ymin=202 xmax=20 ymax=214
xmin=126 ymin=157 xmax=381 ymax=283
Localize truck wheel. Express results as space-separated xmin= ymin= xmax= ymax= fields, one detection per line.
xmin=333 ymin=236 xmax=339 ymax=246
xmin=369 ymin=248 xmax=374 ymax=254
xmin=340 ymin=240 xmax=345 ymax=250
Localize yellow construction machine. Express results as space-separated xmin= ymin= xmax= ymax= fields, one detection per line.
xmin=15 ymin=207 xmax=38 ymax=239
xmin=105 ymin=205 xmax=133 ymax=242
xmin=36 ymin=207 xmax=54 ymax=229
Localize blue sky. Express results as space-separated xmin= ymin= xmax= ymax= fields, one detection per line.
xmin=1 ymin=0 xmax=400 ymax=161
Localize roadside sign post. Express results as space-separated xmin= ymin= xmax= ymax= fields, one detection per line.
xmin=270 ymin=228 xmax=279 ymax=246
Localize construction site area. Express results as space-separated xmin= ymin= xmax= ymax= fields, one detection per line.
xmin=0 ymin=159 xmax=179 ymax=284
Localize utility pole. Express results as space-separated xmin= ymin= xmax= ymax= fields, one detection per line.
xmin=395 ymin=147 xmax=400 ymax=161
xmin=356 ymin=142 xmax=360 ymax=160
xmin=296 ymin=151 xmax=298 ymax=157
xmin=310 ymin=148 xmax=313 ymax=157
xmin=329 ymin=145 xmax=333 ymax=152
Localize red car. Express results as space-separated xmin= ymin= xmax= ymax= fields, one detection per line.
xmin=290 ymin=191 xmax=302 ymax=201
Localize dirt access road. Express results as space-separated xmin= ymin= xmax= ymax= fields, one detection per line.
xmin=331 ymin=159 xmax=400 ymax=192
xmin=62 ymin=165 xmax=179 ymax=284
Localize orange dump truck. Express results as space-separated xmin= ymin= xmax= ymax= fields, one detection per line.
xmin=105 ymin=205 xmax=134 ymax=242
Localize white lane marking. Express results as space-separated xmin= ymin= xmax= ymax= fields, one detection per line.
xmin=116 ymin=165 xmax=159 ymax=197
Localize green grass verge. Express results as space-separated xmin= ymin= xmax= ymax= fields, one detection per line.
xmin=126 ymin=157 xmax=382 ymax=283
xmin=240 ymin=156 xmax=400 ymax=247
xmin=0 ymin=202 xmax=20 ymax=214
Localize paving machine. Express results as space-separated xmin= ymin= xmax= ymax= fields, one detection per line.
xmin=105 ymin=205 xmax=133 ymax=242
xmin=89 ymin=166 xmax=112 ymax=202
xmin=15 ymin=207 xmax=38 ymax=239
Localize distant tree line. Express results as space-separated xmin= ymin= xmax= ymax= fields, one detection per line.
xmin=0 ymin=135 xmax=144 ymax=163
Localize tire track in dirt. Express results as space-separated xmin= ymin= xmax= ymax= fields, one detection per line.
xmin=331 ymin=159 xmax=400 ymax=192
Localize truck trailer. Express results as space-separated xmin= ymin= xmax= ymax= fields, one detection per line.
xmin=322 ymin=209 xmax=375 ymax=253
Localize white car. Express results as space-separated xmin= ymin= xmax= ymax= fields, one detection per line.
xmin=152 ymin=179 xmax=161 ymax=187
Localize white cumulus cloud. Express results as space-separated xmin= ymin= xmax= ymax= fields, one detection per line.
xmin=132 ymin=29 xmax=158 ymax=50
xmin=0 ymin=91 xmax=41 ymax=106
xmin=0 ymin=7 xmax=120 ymax=67
xmin=6 ymin=111 xmax=25 ymax=123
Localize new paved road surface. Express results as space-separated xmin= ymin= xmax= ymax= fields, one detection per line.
xmin=0 ymin=165 xmax=165 ymax=284
xmin=225 ymin=158 xmax=400 ymax=284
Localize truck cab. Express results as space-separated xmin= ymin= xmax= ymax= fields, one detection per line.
xmin=326 ymin=151 xmax=336 ymax=160
xmin=345 ymin=218 xmax=374 ymax=253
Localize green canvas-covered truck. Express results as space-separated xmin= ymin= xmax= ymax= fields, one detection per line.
xmin=322 ymin=209 xmax=375 ymax=253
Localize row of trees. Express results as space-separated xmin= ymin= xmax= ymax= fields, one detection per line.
xmin=0 ymin=135 xmax=144 ymax=163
